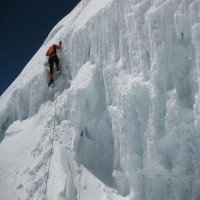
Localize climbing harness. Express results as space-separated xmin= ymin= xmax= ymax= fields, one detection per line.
xmin=43 ymin=91 xmax=58 ymax=200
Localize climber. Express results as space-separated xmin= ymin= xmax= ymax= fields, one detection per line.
xmin=46 ymin=41 xmax=62 ymax=86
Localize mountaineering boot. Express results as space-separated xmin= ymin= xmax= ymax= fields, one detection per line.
xmin=48 ymin=80 xmax=54 ymax=87
xmin=48 ymin=73 xmax=54 ymax=87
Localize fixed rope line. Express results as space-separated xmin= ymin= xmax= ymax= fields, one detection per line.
xmin=78 ymin=165 xmax=83 ymax=200
xmin=43 ymin=91 xmax=58 ymax=200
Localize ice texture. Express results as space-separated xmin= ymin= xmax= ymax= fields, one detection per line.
xmin=1 ymin=0 xmax=200 ymax=199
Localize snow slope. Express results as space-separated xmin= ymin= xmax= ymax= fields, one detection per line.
xmin=1 ymin=0 xmax=200 ymax=199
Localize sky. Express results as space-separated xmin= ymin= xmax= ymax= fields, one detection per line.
xmin=0 ymin=0 xmax=81 ymax=96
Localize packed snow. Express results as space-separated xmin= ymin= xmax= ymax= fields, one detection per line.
xmin=1 ymin=0 xmax=200 ymax=199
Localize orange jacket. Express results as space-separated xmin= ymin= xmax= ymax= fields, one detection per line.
xmin=46 ymin=44 xmax=61 ymax=57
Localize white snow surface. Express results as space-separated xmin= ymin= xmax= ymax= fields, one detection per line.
xmin=1 ymin=0 xmax=200 ymax=199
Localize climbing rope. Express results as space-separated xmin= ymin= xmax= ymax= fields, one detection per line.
xmin=78 ymin=165 xmax=83 ymax=200
xmin=43 ymin=91 xmax=58 ymax=200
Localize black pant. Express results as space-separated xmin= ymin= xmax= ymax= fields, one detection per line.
xmin=48 ymin=54 xmax=59 ymax=73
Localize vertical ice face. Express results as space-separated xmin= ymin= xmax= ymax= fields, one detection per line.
xmin=1 ymin=0 xmax=200 ymax=199
xmin=63 ymin=0 xmax=200 ymax=199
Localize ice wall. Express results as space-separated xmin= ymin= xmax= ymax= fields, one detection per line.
xmin=62 ymin=0 xmax=200 ymax=199
xmin=1 ymin=0 xmax=200 ymax=199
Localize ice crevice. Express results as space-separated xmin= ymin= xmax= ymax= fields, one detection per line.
xmin=56 ymin=62 xmax=115 ymax=189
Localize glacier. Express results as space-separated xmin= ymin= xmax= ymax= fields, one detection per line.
xmin=1 ymin=0 xmax=200 ymax=199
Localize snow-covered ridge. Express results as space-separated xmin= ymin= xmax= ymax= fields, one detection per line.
xmin=1 ymin=0 xmax=200 ymax=199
